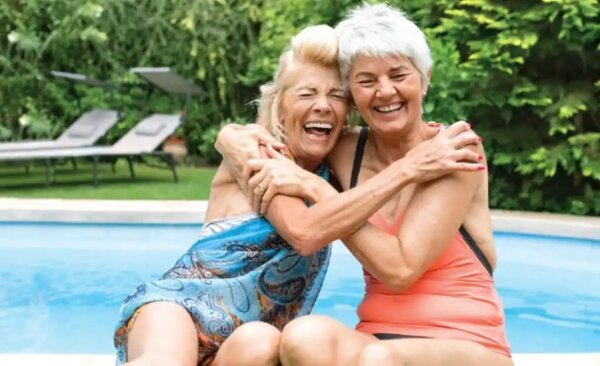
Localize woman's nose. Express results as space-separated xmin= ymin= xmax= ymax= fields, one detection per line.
xmin=376 ymin=79 xmax=396 ymax=98
xmin=313 ymin=95 xmax=331 ymax=113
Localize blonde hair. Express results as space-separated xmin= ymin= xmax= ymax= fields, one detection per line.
xmin=256 ymin=24 xmax=340 ymax=142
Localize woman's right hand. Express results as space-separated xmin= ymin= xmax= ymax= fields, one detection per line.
xmin=405 ymin=121 xmax=485 ymax=183
xmin=243 ymin=144 xmax=324 ymax=214
xmin=214 ymin=123 xmax=285 ymax=190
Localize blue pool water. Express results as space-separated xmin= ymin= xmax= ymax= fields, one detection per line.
xmin=0 ymin=222 xmax=599 ymax=354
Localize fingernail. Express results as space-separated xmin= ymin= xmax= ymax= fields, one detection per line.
xmin=478 ymin=155 xmax=483 ymax=161
xmin=479 ymin=137 xmax=483 ymax=142
xmin=477 ymin=166 xmax=486 ymax=170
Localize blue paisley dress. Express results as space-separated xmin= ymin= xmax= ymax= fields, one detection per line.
xmin=114 ymin=164 xmax=331 ymax=365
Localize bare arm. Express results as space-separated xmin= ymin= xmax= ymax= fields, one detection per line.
xmin=341 ymin=148 xmax=485 ymax=292
xmin=257 ymin=123 xmax=483 ymax=257
xmin=263 ymin=155 xmax=417 ymax=256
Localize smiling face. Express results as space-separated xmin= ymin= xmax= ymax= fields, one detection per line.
xmin=279 ymin=62 xmax=348 ymax=170
xmin=349 ymin=54 xmax=427 ymax=136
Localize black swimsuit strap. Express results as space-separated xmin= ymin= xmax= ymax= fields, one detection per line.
xmin=459 ymin=226 xmax=494 ymax=276
xmin=348 ymin=126 xmax=493 ymax=277
xmin=350 ymin=127 xmax=369 ymax=189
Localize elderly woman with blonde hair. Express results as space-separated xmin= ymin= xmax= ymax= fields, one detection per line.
xmin=113 ymin=24 xmax=346 ymax=366
xmin=217 ymin=3 xmax=512 ymax=366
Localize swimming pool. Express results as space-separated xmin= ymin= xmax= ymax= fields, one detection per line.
xmin=1 ymin=221 xmax=599 ymax=354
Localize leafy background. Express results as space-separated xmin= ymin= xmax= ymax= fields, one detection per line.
xmin=1 ymin=0 xmax=599 ymax=215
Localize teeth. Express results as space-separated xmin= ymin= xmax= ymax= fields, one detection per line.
xmin=305 ymin=122 xmax=333 ymax=130
xmin=375 ymin=103 xmax=403 ymax=112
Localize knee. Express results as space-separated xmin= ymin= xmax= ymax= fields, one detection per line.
xmin=280 ymin=315 xmax=338 ymax=363
xmin=229 ymin=322 xmax=280 ymax=364
xmin=355 ymin=343 xmax=399 ymax=366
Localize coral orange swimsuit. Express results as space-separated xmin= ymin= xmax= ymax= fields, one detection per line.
xmin=350 ymin=128 xmax=511 ymax=357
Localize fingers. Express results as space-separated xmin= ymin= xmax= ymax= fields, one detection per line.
xmin=443 ymin=120 xmax=471 ymax=138
xmin=449 ymin=130 xmax=481 ymax=149
xmin=252 ymin=174 xmax=272 ymax=213
xmin=247 ymin=163 xmax=268 ymax=194
xmin=237 ymin=124 xmax=284 ymax=149
xmin=265 ymin=143 xmax=287 ymax=160
xmin=252 ymin=127 xmax=285 ymax=149
xmin=449 ymin=161 xmax=487 ymax=171
xmin=453 ymin=148 xmax=482 ymax=163
xmin=245 ymin=159 xmax=266 ymax=180
xmin=260 ymin=184 xmax=278 ymax=215
xmin=241 ymin=164 xmax=255 ymax=192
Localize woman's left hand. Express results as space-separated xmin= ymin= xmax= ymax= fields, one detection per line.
xmin=243 ymin=144 xmax=317 ymax=214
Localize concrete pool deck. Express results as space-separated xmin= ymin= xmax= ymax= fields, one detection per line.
xmin=1 ymin=353 xmax=599 ymax=366
xmin=1 ymin=197 xmax=599 ymax=366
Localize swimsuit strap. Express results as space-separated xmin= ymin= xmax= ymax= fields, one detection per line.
xmin=350 ymin=126 xmax=369 ymax=189
xmin=348 ymin=126 xmax=492 ymax=276
xmin=459 ymin=226 xmax=494 ymax=276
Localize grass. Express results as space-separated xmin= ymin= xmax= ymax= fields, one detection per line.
xmin=0 ymin=159 xmax=217 ymax=200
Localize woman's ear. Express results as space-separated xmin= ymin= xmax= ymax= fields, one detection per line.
xmin=423 ymin=68 xmax=432 ymax=96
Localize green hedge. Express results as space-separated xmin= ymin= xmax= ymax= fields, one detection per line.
xmin=1 ymin=0 xmax=599 ymax=215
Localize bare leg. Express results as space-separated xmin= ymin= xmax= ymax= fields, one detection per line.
xmin=280 ymin=315 xmax=513 ymax=366
xmin=213 ymin=321 xmax=281 ymax=366
xmin=355 ymin=338 xmax=513 ymax=366
xmin=279 ymin=315 xmax=376 ymax=366
xmin=124 ymin=301 xmax=198 ymax=366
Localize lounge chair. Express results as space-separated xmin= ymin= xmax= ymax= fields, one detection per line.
xmin=0 ymin=72 xmax=121 ymax=153
xmin=0 ymin=68 xmax=203 ymax=185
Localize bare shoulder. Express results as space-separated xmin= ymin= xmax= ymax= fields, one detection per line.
xmin=327 ymin=127 xmax=362 ymax=189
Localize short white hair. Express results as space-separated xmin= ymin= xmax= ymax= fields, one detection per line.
xmin=336 ymin=3 xmax=431 ymax=86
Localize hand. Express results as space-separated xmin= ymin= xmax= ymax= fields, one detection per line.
xmin=243 ymin=144 xmax=316 ymax=214
xmin=405 ymin=121 xmax=484 ymax=183
xmin=215 ymin=124 xmax=285 ymax=191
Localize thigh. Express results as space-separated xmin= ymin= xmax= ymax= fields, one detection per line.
xmin=126 ymin=301 xmax=198 ymax=365
xmin=356 ymin=338 xmax=513 ymax=366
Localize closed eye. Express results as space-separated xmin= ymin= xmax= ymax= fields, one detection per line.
xmin=357 ymin=80 xmax=375 ymax=86
xmin=391 ymin=74 xmax=408 ymax=81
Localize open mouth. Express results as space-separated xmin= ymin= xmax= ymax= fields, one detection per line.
xmin=374 ymin=102 xmax=405 ymax=113
xmin=304 ymin=122 xmax=333 ymax=137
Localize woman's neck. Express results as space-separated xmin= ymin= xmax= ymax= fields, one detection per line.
xmin=370 ymin=121 xmax=430 ymax=165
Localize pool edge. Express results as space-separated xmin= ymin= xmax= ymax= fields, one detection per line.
xmin=0 ymin=353 xmax=599 ymax=366
xmin=0 ymin=198 xmax=598 ymax=240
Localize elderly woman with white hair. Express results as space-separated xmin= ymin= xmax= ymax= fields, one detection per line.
xmin=217 ymin=3 xmax=512 ymax=366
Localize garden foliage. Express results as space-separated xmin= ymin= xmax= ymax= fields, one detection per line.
xmin=1 ymin=0 xmax=599 ymax=214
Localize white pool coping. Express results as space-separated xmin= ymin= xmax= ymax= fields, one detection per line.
xmin=0 ymin=198 xmax=598 ymax=240
xmin=1 ymin=198 xmax=599 ymax=365
xmin=0 ymin=353 xmax=599 ymax=366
